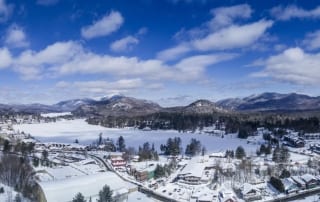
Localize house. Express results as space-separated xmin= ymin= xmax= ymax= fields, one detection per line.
xmin=111 ymin=157 xmax=126 ymax=167
xmin=283 ymin=135 xmax=305 ymax=148
xmin=219 ymin=189 xmax=238 ymax=202
xmin=304 ymin=133 xmax=320 ymax=140
xmin=240 ymin=183 xmax=262 ymax=201
xmin=129 ymin=163 xmax=157 ymax=182
xmin=300 ymin=174 xmax=318 ymax=189
xmin=291 ymin=176 xmax=306 ymax=189
xmin=134 ymin=169 xmax=154 ymax=182
xmin=178 ymin=157 xmax=209 ymax=185
xmin=282 ymin=178 xmax=299 ymax=194
xmin=209 ymin=152 xmax=226 ymax=158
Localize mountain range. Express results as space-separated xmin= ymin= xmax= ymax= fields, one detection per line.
xmin=1 ymin=92 xmax=320 ymax=115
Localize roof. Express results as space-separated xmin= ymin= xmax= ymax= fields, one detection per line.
xmin=291 ymin=176 xmax=306 ymax=185
xmin=282 ymin=178 xmax=296 ymax=189
xmin=179 ymin=157 xmax=207 ymax=178
xmin=241 ymin=183 xmax=259 ymax=195
xmin=209 ymin=152 xmax=225 ymax=158
xmin=40 ymin=172 xmax=136 ymax=202
xmin=301 ymin=174 xmax=316 ymax=183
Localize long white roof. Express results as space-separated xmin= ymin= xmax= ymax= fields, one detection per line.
xmin=40 ymin=172 xmax=136 ymax=202
xmin=179 ymin=156 xmax=207 ymax=178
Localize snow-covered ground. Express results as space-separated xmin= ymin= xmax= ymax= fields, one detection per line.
xmin=13 ymin=119 xmax=259 ymax=153
xmin=0 ymin=183 xmax=28 ymax=202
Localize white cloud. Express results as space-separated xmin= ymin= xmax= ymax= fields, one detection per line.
xmin=0 ymin=47 xmax=12 ymax=69
xmin=192 ymin=20 xmax=273 ymax=51
xmin=175 ymin=53 xmax=237 ymax=80
xmin=271 ymin=5 xmax=320 ymax=21
xmin=157 ymin=44 xmax=191 ymax=61
xmin=252 ymin=47 xmax=320 ymax=85
xmin=209 ymin=4 xmax=252 ymax=30
xmin=5 ymin=25 xmax=29 ymax=48
xmin=110 ymin=36 xmax=139 ymax=52
xmin=302 ymin=30 xmax=320 ymax=50
xmin=4 ymin=41 xmax=235 ymax=82
xmin=14 ymin=41 xmax=82 ymax=80
xmin=72 ymin=79 xmax=143 ymax=94
xmin=0 ymin=0 xmax=13 ymax=23
xmin=81 ymin=11 xmax=124 ymax=39
xmin=37 ymin=0 xmax=59 ymax=6
xmin=55 ymin=78 xmax=160 ymax=97
xmin=158 ymin=5 xmax=273 ymax=61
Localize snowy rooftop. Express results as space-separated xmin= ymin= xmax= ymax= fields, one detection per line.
xmin=40 ymin=172 xmax=136 ymax=202
xmin=179 ymin=156 xmax=209 ymax=178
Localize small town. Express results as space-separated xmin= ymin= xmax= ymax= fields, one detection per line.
xmin=1 ymin=0 xmax=320 ymax=201
xmin=1 ymin=113 xmax=320 ymax=202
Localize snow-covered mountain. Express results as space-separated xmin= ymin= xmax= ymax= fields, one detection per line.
xmin=2 ymin=92 xmax=320 ymax=115
xmin=52 ymin=98 xmax=96 ymax=112
xmin=182 ymin=99 xmax=226 ymax=114
xmin=217 ymin=92 xmax=320 ymax=111
xmin=73 ymin=95 xmax=163 ymax=117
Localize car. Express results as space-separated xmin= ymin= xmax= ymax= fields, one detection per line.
xmin=162 ymin=190 xmax=166 ymax=193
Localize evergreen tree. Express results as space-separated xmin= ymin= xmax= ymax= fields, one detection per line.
xmin=117 ymin=136 xmax=126 ymax=152
xmin=280 ymin=146 xmax=290 ymax=163
xmin=235 ymin=146 xmax=246 ymax=159
xmin=280 ymin=169 xmax=291 ymax=179
xmin=260 ymin=144 xmax=266 ymax=154
xmin=98 ymin=185 xmax=113 ymax=202
xmin=3 ymin=140 xmax=10 ymax=153
xmin=14 ymin=194 xmax=22 ymax=202
xmin=32 ymin=157 xmax=39 ymax=167
xmin=185 ymin=138 xmax=202 ymax=156
xmin=270 ymin=176 xmax=285 ymax=193
xmin=72 ymin=193 xmax=86 ymax=202
xmin=98 ymin=133 xmax=103 ymax=145
xmin=265 ymin=144 xmax=272 ymax=155
xmin=272 ymin=146 xmax=281 ymax=163
xmin=154 ymin=165 xmax=166 ymax=179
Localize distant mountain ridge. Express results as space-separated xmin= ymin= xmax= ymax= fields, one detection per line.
xmin=216 ymin=92 xmax=320 ymax=111
xmin=1 ymin=92 xmax=320 ymax=115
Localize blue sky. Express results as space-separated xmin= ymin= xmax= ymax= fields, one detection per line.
xmin=1 ymin=0 xmax=320 ymax=106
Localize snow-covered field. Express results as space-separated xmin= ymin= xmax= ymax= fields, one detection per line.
xmin=13 ymin=119 xmax=259 ymax=153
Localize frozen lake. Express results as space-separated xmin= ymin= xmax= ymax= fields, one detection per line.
xmin=13 ymin=119 xmax=259 ymax=154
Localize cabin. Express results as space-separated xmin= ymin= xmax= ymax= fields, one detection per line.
xmin=282 ymin=178 xmax=299 ymax=194
xmin=134 ymin=169 xmax=154 ymax=182
xmin=111 ymin=157 xmax=126 ymax=167
xmin=304 ymin=133 xmax=320 ymax=140
xmin=291 ymin=176 xmax=306 ymax=190
xmin=300 ymin=174 xmax=318 ymax=189
xmin=240 ymin=183 xmax=262 ymax=201
xmin=283 ymin=135 xmax=305 ymax=148
xmin=178 ymin=157 xmax=209 ymax=185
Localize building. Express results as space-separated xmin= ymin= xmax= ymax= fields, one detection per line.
xmin=129 ymin=163 xmax=157 ymax=182
xmin=291 ymin=176 xmax=306 ymax=190
xmin=282 ymin=178 xmax=299 ymax=194
xmin=283 ymin=135 xmax=305 ymax=148
xmin=240 ymin=183 xmax=262 ymax=201
xmin=134 ymin=169 xmax=154 ymax=182
xmin=304 ymin=133 xmax=320 ymax=140
xmin=111 ymin=157 xmax=126 ymax=167
xmin=178 ymin=156 xmax=211 ymax=185
xmin=300 ymin=174 xmax=318 ymax=189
